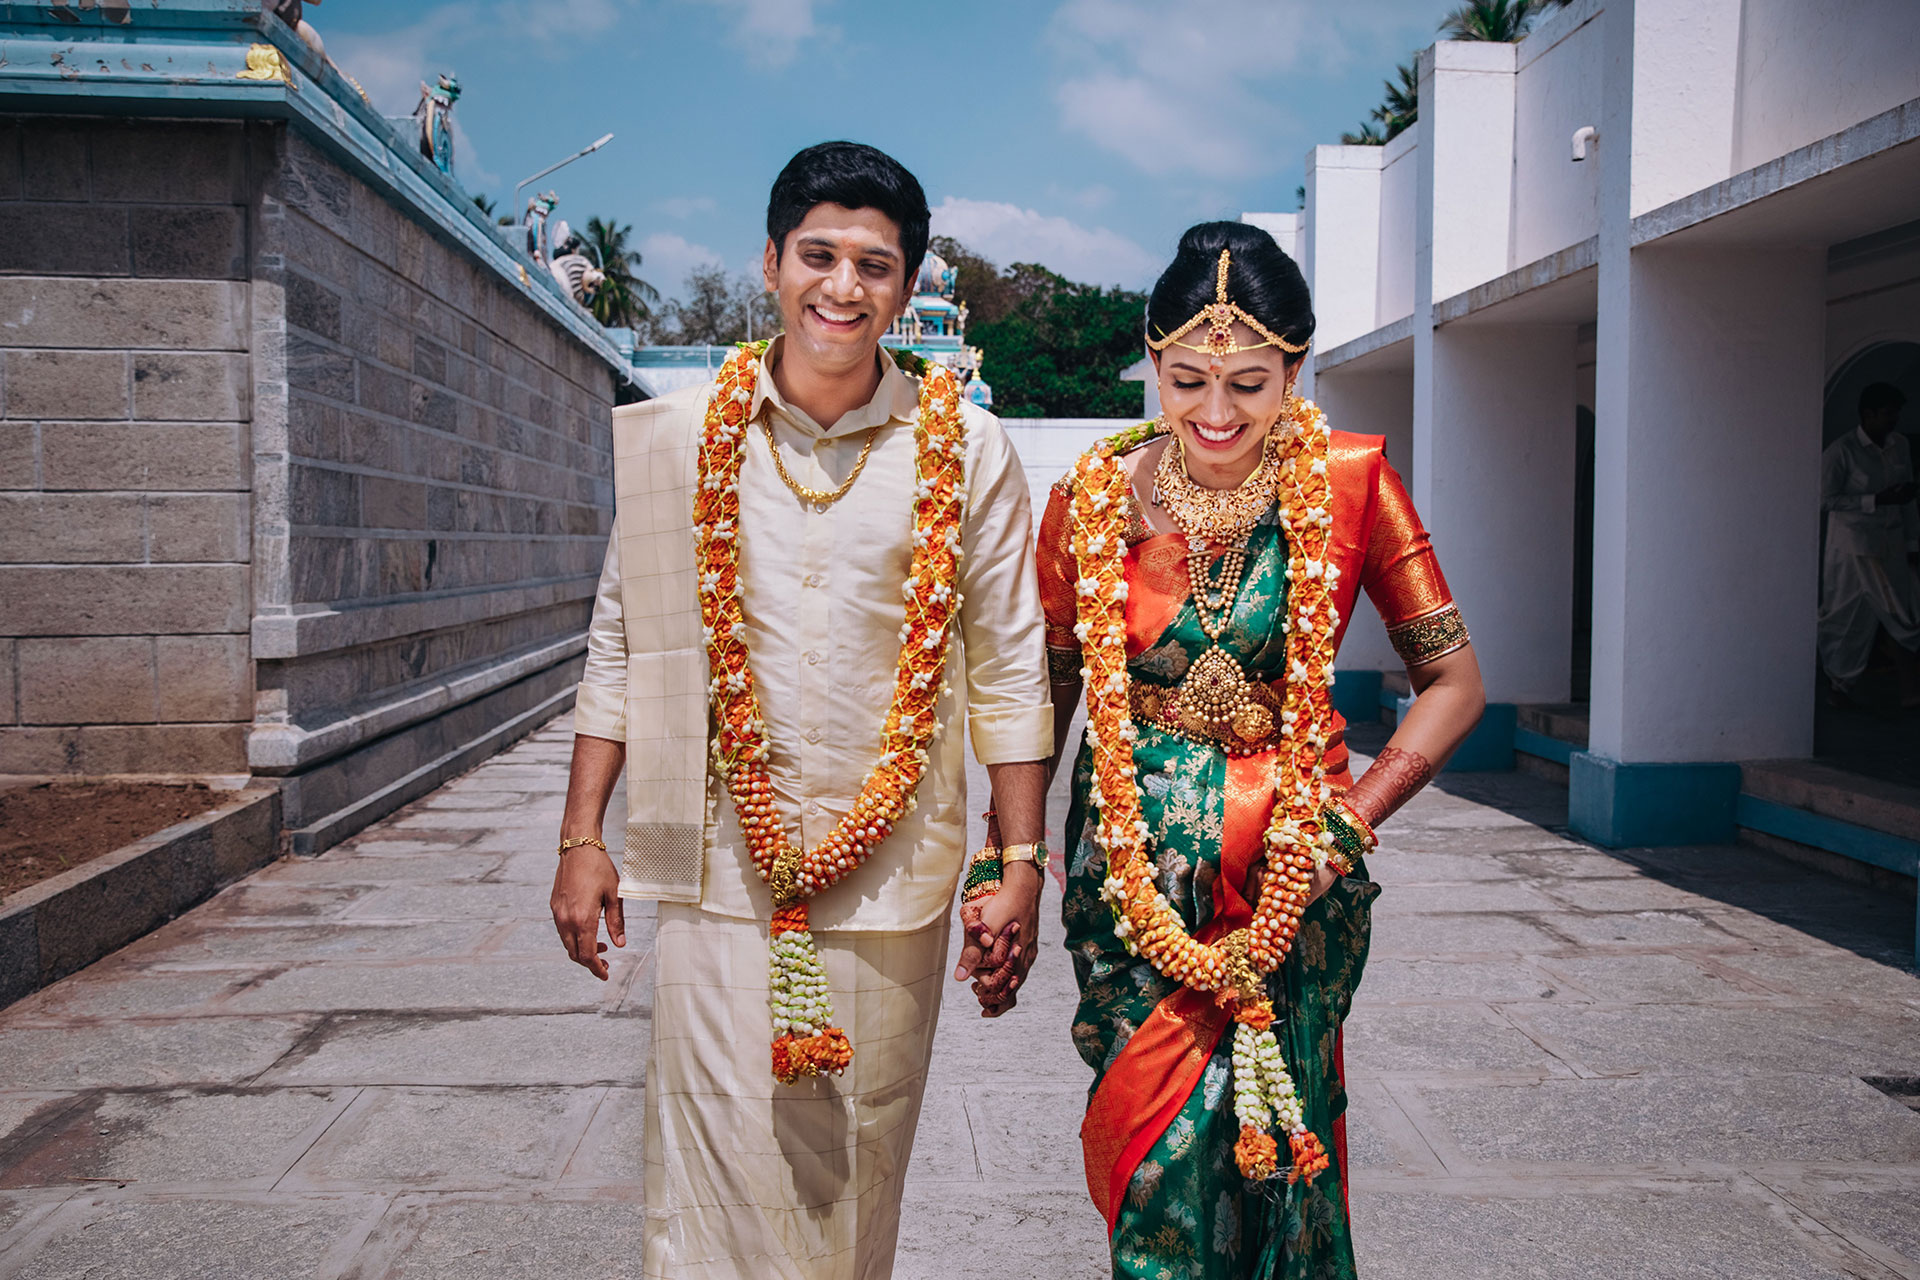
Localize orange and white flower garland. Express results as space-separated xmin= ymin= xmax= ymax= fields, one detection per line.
xmin=1068 ymin=399 xmax=1341 ymax=1183
xmin=694 ymin=341 xmax=968 ymax=1085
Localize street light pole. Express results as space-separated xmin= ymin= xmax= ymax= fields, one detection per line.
xmin=512 ymin=132 xmax=615 ymax=217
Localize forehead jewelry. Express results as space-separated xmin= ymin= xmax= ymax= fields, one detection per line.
xmin=1148 ymin=249 xmax=1311 ymax=360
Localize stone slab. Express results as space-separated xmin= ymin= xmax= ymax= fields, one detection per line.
xmin=0 ymin=1088 xmax=350 ymax=1189
xmin=1530 ymin=952 xmax=1771 ymax=1003
xmin=1343 ymin=1005 xmax=1573 ymax=1079
xmin=1511 ymin=1001 xmax=1920 ymax=1077
xmin=894 ymin=1185 xmax=1108 ymax=1280
xmin=220 ymin=959 xmax=612 ymax=1015
xmin=336 ymin=883 xmax=550 ymax=922
xmin=338 ymin=1193 xmax=646 ymax=1280
xmin=0 ymin=1018 xmax=311 ymax=1089
xmin=123 ymin=922 xmax=493 ymax=969
xmin=5 ymin=1194 xmax=382 ymax=1280
xmin=1354 ymin=957 xmax=1574 ymax=1004
xmin=1795 ymin=1187 xmax=1920 ymax=1269
xmin=1349 ymin=1183 xmax=1889 ymax=1280
xmin=1363 ymin=911 xmax=1569 ymax=958
xmin=558 ymin=1087 xmax=648 ymax=1186
xmin=1416 ymin=1074 xmax=1920 ymax=1166
xmin=281 ymin=1086 xmax=598 ymax=1190
xmin=256 ymin=1012 xmax=647 ymax=1087
xmin=965 ymin=1083 xmax=1093 ymax=1187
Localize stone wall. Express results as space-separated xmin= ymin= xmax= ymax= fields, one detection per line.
xmin=0 ymin=116 xmax=619 ymax=850
xmin=0 ymin=118 xmax=256 ymax=777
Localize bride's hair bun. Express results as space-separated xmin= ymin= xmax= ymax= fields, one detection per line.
xmin=1147 ymin=221 xmax=1315 ymax=358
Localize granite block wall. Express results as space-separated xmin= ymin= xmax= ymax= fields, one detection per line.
xmin=0 ymin=116 xmax=618 ymax=848
xmin=0 ymin=118 xmax=256 ymax=776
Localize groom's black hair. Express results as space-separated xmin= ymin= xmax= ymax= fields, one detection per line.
xmin=767 ymin=141 xmax=931 ymax=288
xmin=1148 ymin=221 xmax=1316 ymax=362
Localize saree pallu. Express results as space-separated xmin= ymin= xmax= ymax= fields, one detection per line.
xmin=1042 ymin=429 xmax=1458 ymax=1280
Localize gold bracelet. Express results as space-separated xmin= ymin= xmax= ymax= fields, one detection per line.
xmin=557 ymin=835 xmax=607 ymax=857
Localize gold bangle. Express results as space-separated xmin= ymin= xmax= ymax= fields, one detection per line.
xmin=557 ymin=836 xmax=607 ymax=857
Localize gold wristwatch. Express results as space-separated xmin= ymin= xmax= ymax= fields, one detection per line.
xmin=999 ymin=841 xmax=1050 ymax=872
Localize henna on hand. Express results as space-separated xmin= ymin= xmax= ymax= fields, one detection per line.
xmin=1343 ymin=746 xmax=1434 ymax=829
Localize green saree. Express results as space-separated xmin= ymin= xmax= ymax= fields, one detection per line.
xmin=1055 ymin=510 xmax=1379 ymax=1280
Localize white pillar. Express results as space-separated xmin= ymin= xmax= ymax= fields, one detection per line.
xmin=1303 ymin=145 xmax=1384 ymax=351
xmin=1576 ymin=0 xmax=1823 ymax=845
xmin=1426 ymin=324 xmax=1579 ymax=707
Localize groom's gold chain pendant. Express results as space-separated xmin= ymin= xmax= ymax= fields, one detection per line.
xmin=762 ymin=420 xmax=882 ymax=507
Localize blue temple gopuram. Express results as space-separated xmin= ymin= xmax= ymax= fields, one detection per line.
xmin=881 ymin=251 xmax=993 ymax=409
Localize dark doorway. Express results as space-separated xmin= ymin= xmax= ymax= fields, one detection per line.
xmin=1572 ymin=405 xmax=1595 ymax=705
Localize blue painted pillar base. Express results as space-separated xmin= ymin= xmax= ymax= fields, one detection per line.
xmin=1568 ymin=752 xmax=1741 ymax=847
xmin=1444 ymin=702 xmax=1517 ymax=772
xmin=1330 ymin=669 xmax=1384 ymax=723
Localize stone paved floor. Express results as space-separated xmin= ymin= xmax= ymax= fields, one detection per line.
xmin=0 ymin=713 xmax=1916 ymax=1279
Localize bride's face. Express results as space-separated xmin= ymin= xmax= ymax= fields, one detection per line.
xmin=1155 ymin=323 xmax=1296 ymax=484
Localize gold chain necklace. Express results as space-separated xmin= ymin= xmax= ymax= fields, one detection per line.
xmin=761 ymin=419 xmax=882 ymax=507
xmin=1152 ymin=436 xmax=1280 ymax=543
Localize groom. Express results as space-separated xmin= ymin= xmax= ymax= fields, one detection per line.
xmin=548 ymin=141 xmax=1053 ymax=1279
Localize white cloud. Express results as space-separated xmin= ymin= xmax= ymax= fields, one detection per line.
xmin=638 ymin=232 xmax=726 ymax=298
xmin=930 ymin=197 xmax=1158 ymax=289
xmin=656 ymin=195 xmax=719 ymax=219
xmin=1045 ymin=0 xmax=1436 ymax=178
xmin=325 ymin=11 xmax=463 ymax=116
xmin=689 ymin=0 xmax=822 ymax=68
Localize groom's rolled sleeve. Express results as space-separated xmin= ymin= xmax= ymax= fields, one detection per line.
xmin=957 ymin=413 xmax=1054 ymax=765
xmin=573 ymin=533 xmax=628 ymax=742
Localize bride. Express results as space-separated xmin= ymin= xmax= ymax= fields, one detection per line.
xmin=1033 ymin=220 xmax=1485 ymax=1277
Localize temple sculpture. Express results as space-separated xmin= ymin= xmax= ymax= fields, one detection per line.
xmin=413 ymin=73 xmax=461 ymax=174
xmin=882 ymin=251 xmax=992 ymax=408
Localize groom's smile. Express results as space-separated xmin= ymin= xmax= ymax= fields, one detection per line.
xmin=763 ymin=202 xmax=910 ymax=383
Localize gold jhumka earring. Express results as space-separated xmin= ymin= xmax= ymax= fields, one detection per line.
xmin=1146 ymin=249 xmax=1313 ymax=360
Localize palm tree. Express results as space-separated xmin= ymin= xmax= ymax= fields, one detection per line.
xmin=580 ymin=216 xmax=661 ymax=331
xmin=1341 ymin=121 xmax=1386 ymax=146
xmin=1439 ymin=0 xmax=1554 ymax=41
xmin=1371 ymin=61 xmax=1419 ymax=140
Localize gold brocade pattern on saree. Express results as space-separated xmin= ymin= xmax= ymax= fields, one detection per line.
xmin=1386 ymin=603 xmax=1471 ymax=666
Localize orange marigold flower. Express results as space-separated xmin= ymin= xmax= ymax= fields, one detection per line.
xmin=1234 ymin=1125 xmax=1280 ymax=1180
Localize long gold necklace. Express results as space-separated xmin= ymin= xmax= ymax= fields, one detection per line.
xmin=1154 ymin=433 xmax=1283 ymax=745
xmin=761 ymin=420 xmax=882 ymax=507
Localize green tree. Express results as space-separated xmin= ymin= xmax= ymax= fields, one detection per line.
xmin=654 ymin=265 xmax=778 ymax=345
xmin=955 ymin=252 xmax=1147 ymax=419
xmin=580 ymin=216 xmax=661 ymax=331
xmin=1340 ymin=121 xmax=1385 ymax=146
xmin=1371 ymin=61 xmax=1419 ymax=140
xmin=1440 ymin=0 xmax=1551 ymax=41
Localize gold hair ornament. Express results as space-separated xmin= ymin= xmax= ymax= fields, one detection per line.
xmin=1147 ymin=249 xmax=1310 ymax=359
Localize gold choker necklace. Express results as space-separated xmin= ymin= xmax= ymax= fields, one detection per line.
xmin=1151 ymin=434 xmax=1280 ymax=543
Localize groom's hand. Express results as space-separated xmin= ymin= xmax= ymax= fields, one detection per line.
xmin=551 ymin=846 xmax=625 ymax=980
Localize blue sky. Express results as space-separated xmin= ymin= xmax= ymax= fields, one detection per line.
xmin=316 ymin=0 xmax=1450 ymax=298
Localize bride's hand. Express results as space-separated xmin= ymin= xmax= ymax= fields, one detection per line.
xmin=1245 ymin=858 xmax=1342 ymax=907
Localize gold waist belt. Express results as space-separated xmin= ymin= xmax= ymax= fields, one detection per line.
xmin=1129 ymin=672 xmax=1286 ymax=757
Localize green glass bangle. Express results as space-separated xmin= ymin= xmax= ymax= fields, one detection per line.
xmin=1320 ymin=805 xmax=1373 ymax=862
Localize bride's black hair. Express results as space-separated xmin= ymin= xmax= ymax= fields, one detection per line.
xmin=1146 ymin=221 xmax=1315 ymax=362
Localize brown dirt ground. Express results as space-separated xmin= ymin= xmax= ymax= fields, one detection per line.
xmin=0 ymin=782 xmax=230 ymax=899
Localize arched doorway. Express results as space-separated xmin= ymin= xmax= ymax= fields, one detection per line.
xmin=1815 ymin=340 xmax=1920 ymax=782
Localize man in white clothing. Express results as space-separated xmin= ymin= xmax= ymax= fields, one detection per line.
xmin=546 ymin=141 xmax=1052 ymax=1279
xmin=1818 ymin=381 xmax=1920 ymax=705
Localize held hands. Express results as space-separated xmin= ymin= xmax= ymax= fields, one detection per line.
xmin=953 ymin=861 xmax=1043 ymax=1018
xmin=550 ymin=844 xmax=625 ymax=980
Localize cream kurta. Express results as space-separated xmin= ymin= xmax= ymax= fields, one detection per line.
xmin=572 ymin=338 xmax=1052 ymax=1280
xmin=574 ymin=338 xmax=1053 ymax=929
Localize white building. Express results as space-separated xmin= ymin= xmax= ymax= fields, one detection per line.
xmin=1261 ymin=0 xmax=1920 ymax=934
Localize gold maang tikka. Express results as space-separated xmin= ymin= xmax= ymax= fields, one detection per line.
xmin=1147 ymin=249 xmax=1311 ymax=360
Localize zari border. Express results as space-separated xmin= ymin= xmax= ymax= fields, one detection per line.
xmin=1386 ymin=603 xmax=1470 ymax=667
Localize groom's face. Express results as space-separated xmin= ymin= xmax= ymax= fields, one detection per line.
xmin=762 ymin=203 xmax=910 ymax=376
